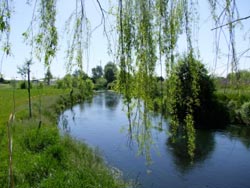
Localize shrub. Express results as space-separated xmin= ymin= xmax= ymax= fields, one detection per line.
xmin=95 ymin=77 xmax=107 ymax=90
xmin=20 ymin=81 xmax=27 ymax=89
xmin=240 ymin=102 xmax=250 ymax=125
xmin=19 ymin=81 xmax=32 ymax=89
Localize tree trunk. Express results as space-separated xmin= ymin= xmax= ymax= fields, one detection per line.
xmin=27 ymin=63 xmax=32 ymax=118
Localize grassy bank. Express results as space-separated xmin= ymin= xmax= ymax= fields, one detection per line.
xmin=0 ymin=85 xmax=125 ymax=187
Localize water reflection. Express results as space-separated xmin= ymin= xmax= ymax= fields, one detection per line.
xmin=59 ymin=113 xmax=70 ymax=132
xmin=104 ymin=92 xmax=120 ymax=110
xmin=228 ymin=126 xmax=250 ymax=149
xmin=59 ymin=109 xmax=76 ymax=133
xmin=167 ymin=130 xmax=215 ymax=173
xmin=126 ymin=99 xmax=164 ymax=164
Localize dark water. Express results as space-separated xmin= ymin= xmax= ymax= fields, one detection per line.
xmin=59 ymin=92 xmax=250 ymax=188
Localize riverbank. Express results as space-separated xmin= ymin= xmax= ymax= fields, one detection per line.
xmin=0 ymin=85 xmax=125 ymax=187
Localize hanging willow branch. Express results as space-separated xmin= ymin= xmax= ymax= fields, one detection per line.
xmin=116 ymin=0 xmax=200 ymax=159
xmin=208 ymin=0 xmax=242 ymax=75
xmin=0 ymin=0 xmax=11 ymax=55
xmin=23 ymin=0 xmax=58 ymax=68
xmin=211 ymin=15 xmax=250 ymax=31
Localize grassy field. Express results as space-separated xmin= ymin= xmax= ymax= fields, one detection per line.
xmin=0 ymin=84 xmax=126 ymax=187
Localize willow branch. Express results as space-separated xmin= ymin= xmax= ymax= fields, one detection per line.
xmin=95 ymin=0 xmax=108 ymax=36
xmin=211 ymin=15 xmax=250 ymax=31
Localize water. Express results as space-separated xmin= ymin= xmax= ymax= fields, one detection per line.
xmin=59 ymin=91 xmax=250 ymax=188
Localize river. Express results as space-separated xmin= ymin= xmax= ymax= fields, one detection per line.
xmin=59 ymin=91 xmax=250 ymax=188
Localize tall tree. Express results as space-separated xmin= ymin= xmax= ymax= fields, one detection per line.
xmin=92 ymin=65 xmax=103 ymax=82
xmin=104 ymin=62 xmax=117 ymax=84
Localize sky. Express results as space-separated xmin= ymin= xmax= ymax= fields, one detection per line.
xmin=0 ymin=0 xmax=250 ymax=80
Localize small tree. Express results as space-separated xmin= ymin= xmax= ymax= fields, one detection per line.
xmin=17 ymin=60 xmax=32 ymax=118
xmin=17 ymin=64 xmax=28 ymax=81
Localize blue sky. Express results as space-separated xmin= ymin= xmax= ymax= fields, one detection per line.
xmin=0 ymin=0 xmax=249 ymax=80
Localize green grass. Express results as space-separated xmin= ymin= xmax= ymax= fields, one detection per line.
xmin=0 ymin=86 xmax=126 ymax=187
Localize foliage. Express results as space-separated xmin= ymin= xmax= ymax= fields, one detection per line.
xmin=73 ymin=69 xmax=89 ymax=80
xmin=213 ymin=71 xmax=250 ymax=126
xmin=56 ymin=74 xmax=73 ymax=89
xmin=166 ymin=55 xmax=229 ymax=158
xmin=240 ymin=102 xmax=250 ymax=126
xmin=65 ymin=0 xmax=91 ymax=73
xmin=23 ymin=0 xmax=58 ymax=67
xmin=94 ymin=77 xmax=107 ymax=90
xmin=55 ymin=73 xmax=94 ymax=98
xmin=92 ymin=65 xmax=103 ymax=83
xmin=227 ymin=70 xmax=250 ymax=87
xmin=0 ymin=74 xmax=4 ymax=82
xmin=17 ymin=63 xmax=28 ymax=80
xmin=168 ymin=56 xmax=213 ymax=127
xmin=104 ymin=62 xmax=118 ymax=84
xmin=116 ymin=0 xmax=200 ymax=159
xmin=20 ymin=81 xmax=32 ymax=89
xmin=0 ymin=0 xmax=11 ymax=55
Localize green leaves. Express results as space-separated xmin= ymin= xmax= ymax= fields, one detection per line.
xmin=23 ymin=0 xmax=58 ymax=67
xmin=0 ymin=0 xmax=12 ymax=56
xmin=116 ymin=1 xmax=200 ymax=159
xmin=37 ymin=0 xmax=58 ymax=66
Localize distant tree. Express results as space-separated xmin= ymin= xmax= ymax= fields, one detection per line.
xmin=95 ymin=77 xmax=107 ymax=90
xmin=72 ymin=69 xmax=89 ymax=80
xmin=92 ymin=65 xmax=103 ymax=82
xmin=44 ymin=67 xmax=53 ymax=85
xmin=104 ymin=62 xmax=118 ymax=84
xmin=227 ymin=70 xmax=250 ymax=86
xmin=0 ymin=74 xmax=4 ymax=83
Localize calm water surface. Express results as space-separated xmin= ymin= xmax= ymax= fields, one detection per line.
xmin=59 ymin=92 xmax=250 ymax=188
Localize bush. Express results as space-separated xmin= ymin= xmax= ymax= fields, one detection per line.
xmin=19 ymin=81 xmax=32 ymax=89
xmin=94 ymin=77 xmax=107 ymax=90
xmin=20 ymin=81 xmax=27 ymax=89
xmin=240 ymin=102 xmax=250 ymax=125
